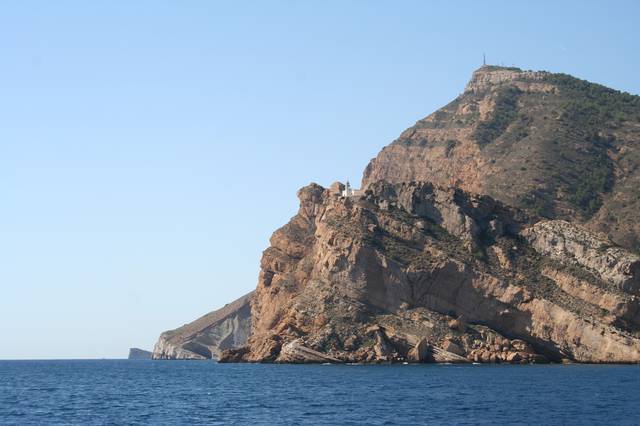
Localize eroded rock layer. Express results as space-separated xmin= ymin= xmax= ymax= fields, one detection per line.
xmin=152 ymin=292 xmax=253 ymax=360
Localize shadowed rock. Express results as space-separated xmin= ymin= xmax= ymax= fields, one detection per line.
xmin=128 ymin=348 xmax=152 ymax=360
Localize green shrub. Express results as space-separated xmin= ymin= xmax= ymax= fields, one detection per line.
xmin=544 ymin=73 xmax=640 ymax=128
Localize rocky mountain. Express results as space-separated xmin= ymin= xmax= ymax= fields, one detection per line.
xmin=128 ymin=348 xmax=152 ymax=360
xmin=363 ymin=66 xmax=640 ymax=252
xmin=162 ymin=65 xmax=640 ymax=364
xmin=219 ymin=181 xmax=640 ymax=363
xmin=152 ymin=292 xmax=253 ymax=360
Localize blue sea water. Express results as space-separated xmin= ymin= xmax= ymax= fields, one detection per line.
xmin=1 ymin=361 xmax=640 ymax=425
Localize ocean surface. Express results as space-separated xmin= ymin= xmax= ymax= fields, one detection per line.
xmin=1 ymin=361 xmax=640 ymax=425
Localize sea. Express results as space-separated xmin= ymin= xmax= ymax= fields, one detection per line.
xmin=1 ymin=360 xmax=640 ymax=425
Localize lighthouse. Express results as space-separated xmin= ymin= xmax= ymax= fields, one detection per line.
xmin=342 ymin=181 xmax=356 ymax=197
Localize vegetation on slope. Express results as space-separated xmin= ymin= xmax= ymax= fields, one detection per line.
xmin=545 ymin=73 xmax=640 ymax=128
xmin=474 ymin=86 xmax=522 ymax=146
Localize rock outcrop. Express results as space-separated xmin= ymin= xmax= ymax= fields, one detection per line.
xmin=152 ymin=292 xmax=253 ymax=360
xmin=523 ymin=220 xmax=640 ymax=294
xmin=220 ymin=182 xmax=640 ymax=364
xmin=128 ymin=348 xmax=152 ymax=360
xmin=464 ymin=66 xmax=548 ymax=94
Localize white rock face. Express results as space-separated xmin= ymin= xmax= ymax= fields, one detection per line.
xmin=152 ymin=292 xmax=253 ymax=360
xmin=152 ymin=335 xmax=207 ymax=360
xmin=523 ymin=220 xmax=640 ymax=294
xmin=278 ymin=339 xmax=342 ymax=363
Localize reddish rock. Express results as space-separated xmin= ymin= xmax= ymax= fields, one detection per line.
xmin=408 ymin=338 xmax=431 ymax=363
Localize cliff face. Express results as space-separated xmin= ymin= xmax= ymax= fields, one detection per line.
xmin=152 ymin=292 xmax=253 ymax=360
xmin=220 ymin=182 xmax=640 ymax=363
xmin=362 ymin=66 xmax=640 ymax=252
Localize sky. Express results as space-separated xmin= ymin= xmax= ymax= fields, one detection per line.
xmin=1 ymin=1 xmax=639 ymax=359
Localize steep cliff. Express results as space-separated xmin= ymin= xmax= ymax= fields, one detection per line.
xmin=152 ymin=292 xmax=253 ymax=360
xmin=362 ymin=66 xmax=640 ymax=251
xmin=220 ymin=182 xmax=640 ymax=363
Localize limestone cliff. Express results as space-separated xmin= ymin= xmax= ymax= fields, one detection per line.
xmin=152 ymin=292 xmax=253 ymax=360
xmin=220 ymin=182 xmax=640 ymax=364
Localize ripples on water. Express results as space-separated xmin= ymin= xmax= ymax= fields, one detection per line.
xmin=1 ymin=360 xmax=640 ymax=425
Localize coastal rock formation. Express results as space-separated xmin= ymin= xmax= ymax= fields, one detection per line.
xmin=220 ymin=182 xmax=640 ymax=363
xmin=128 ymin=348 xmax=152 ymax=360
xmin=165 ymin=65 xmax=640 ymax=364
xmin=152 ymin=292 xmax=253 ymax=360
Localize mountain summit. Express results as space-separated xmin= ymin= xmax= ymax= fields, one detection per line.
xmin=363 ymin=66 xmax=640 ymax=251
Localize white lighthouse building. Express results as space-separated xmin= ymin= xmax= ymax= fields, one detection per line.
xmin=341 ymin=181 xmax=358 ymax=197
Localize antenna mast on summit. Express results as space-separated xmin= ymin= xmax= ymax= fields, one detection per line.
xmin=483 ymin=53 xmax=486 ymax=66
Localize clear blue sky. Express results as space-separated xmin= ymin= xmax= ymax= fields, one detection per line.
xmin=1 ymin=1 xmax=638 ymax=359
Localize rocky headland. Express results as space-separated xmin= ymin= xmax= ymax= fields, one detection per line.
xmin=156 ymin=65 xmax=640 ymax=364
